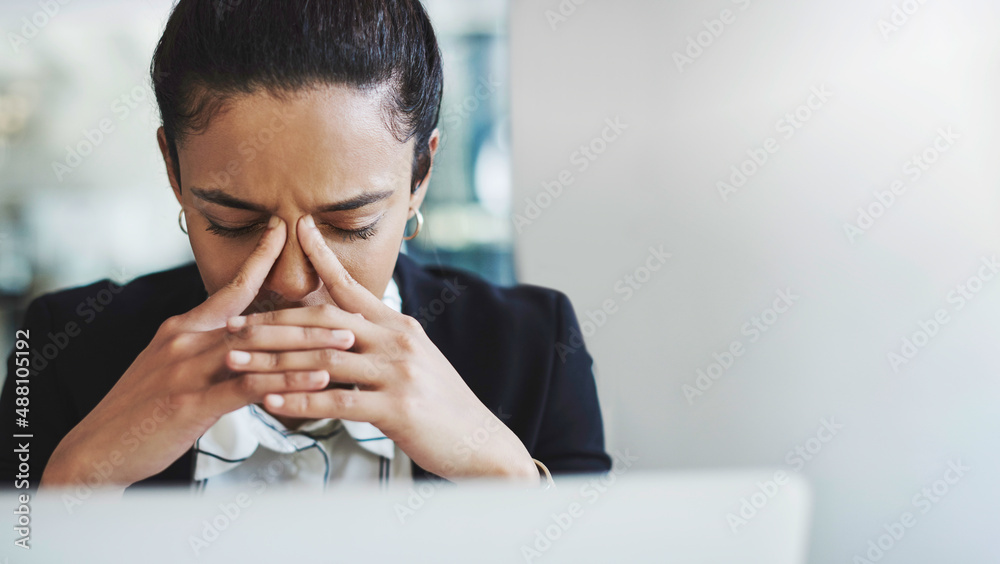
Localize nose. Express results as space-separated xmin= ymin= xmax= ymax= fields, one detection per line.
xmin=261 ymin=218 xmax=322 ymax=304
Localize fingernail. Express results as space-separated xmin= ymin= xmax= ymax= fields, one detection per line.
xmin=230 ymin=350 xmax=252 ymax=365
xmin=330 ymin=329 xmax=353 ymax=342
xmin=309 ymin=371 xmax=329 ymax=385
xmin=266 ymin=394 xmax=285 ymax=407
xmin=228 ymin=316 xmax=246 ymax=329
xmin=268 ymin=215 xmax=281 ymax=229
xmin=304 ymin=215 xmax=316 ymax=229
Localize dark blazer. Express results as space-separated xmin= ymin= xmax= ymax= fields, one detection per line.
xmin=1 ymin=253 xmax=611 ymax=490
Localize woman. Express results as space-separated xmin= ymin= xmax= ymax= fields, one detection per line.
xmin=1 ymin=0 xmax=611 ymax=494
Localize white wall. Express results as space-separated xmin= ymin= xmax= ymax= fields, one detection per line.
xmin=511 ymin=1 xmax=1000 ymax=562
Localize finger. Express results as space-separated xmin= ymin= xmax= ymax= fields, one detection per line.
xmin=206 ymin=370 xmax=331 ymax=413
xmin=187 ymin=216 xmax=286 ymax=330
xmin=227 ymin=304 xmax=384 ymax=348
xmin=224 ymin=348 xmax=383 ymax=387
xmin=262 ymin=387 xmax=383 ymax=423
xmin=225 ymin=323 xmax=356 ymax=351
xmin=297 ymin=214 xmax=395 ymax=323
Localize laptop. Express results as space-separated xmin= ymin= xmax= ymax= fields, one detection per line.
xmin=3 ymin=468 xmax=811 ymax=563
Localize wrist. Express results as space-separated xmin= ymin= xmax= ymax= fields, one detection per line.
xmin=510 ymin=453 xmax=542 ymax=486
xmin=39 ymin=449 xmax=81 ymax=490
xmin=496 ymin=447 xmax=545 ymax=487
xmin=40 ymin=441 xmax=131 ymax=492
xmin=447 ymin=444 xmax=540 ymax=485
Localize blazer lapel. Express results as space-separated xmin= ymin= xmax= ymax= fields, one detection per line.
xmin=392 ymin=253 xmax=450 ymax=483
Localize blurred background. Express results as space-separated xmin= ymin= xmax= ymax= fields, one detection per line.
xmin=511 ymin=0 xmax=1000 ymax=562
xmin=3 ymin=0 xmax=1000 ymax=562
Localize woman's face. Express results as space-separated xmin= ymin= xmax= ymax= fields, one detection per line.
xmin=157 ymin=85 xmax=436 ymax=314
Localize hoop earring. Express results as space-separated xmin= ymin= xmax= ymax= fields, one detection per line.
xmin=403 ymin=208 xmax=423 ymax=240
xmin=178 ymin=208 xmax=188 ymax=234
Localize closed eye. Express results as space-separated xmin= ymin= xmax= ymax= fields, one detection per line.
xmin=204 ymin=220 xmax=267 ymax=238
xmin=327 ymin=220 xmax=378 ymax=242
xmin=205 ymin=216 xmax=382 ymax=242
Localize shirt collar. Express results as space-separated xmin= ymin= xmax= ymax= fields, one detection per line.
xmin=193 ymin=273 xmax=403 ymax=481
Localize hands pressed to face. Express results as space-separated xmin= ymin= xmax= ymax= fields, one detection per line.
xmin=220 ymin=215 xmax=539 ymax=484
xmin=40 ymin=213 xmax=537 ymax=493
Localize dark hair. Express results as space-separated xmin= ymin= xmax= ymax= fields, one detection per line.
xmin=150 ymin=0 xmax=443 ymax=194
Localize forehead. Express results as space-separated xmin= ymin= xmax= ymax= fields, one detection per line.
xmin=177 ymin=84 xmax=413 ymax=204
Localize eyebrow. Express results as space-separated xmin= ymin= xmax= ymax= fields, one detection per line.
xmin=188 ymin=187 xmax=395 ymax=213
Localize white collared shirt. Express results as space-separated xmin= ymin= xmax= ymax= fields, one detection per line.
xmin=191 ymin=275 xmax=413 ymax=493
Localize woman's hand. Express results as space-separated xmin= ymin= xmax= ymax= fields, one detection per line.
xmin=225 ymin=215 xmax=539 ymax=485
xmin=40 ymin=217 xmax=356 ymax=492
